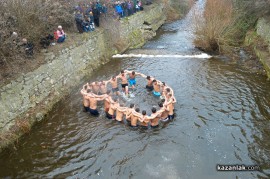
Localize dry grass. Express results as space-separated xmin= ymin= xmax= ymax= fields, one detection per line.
xmin=193 ymin=0 xmax=270 ymax=54
xmin=193 ymin=0 xmax=234 ymax=53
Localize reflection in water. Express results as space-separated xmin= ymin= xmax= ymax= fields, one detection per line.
xmin=1 ymin=0 xmax=270 ymax=178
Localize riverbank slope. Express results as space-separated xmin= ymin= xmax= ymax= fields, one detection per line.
xmin=0 ymin=1 xmax=192 ymax=152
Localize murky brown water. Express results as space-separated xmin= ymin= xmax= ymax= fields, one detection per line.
xmin=1 ymin=1 xmax=270 ymax=178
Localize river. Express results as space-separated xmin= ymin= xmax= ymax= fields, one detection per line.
xmin=1 ymin=0 xmax=270 ymax=178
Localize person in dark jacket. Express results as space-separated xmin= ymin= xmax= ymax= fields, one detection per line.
xmin=75 ymin=11 xmax=84 ymax=33
xmin=92 ymin=6 xmax=100 ymax=27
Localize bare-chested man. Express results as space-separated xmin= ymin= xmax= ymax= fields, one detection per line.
xmin=146 ymin=76 xmax=154 ymax=91
xmin=145 ymin=107 xmax=163 ymax=128
xmin=158 ymin=102 xmax=170 ymax=123
xmin=90 ymin=81 xmax=100 ymax=94
xmin=118 ymin=70 xmax=129 ymax=96
xmin=166 ymin=94 xmax=175 ymax=120
xmin=125 ymin=103 xmax=135 ymax=124
xmin=81 ymin=85 xmax=91 ymax=112
xmin=140 ymin=110 xmax=149 ymax=129
xmin=126 ymin=108 xmax=142 ymax=128
xmin=106 ymin=97 xmax=118 ymax=119
xmin=152 ymin=80 xmax=162 ymax=97
xmin=108 ymin=76 xmax=120 ymax=95
xmin=138 ymin=73 xmax=154 ymax=91
xmin=101 ymin=90 xmax=112 ymax=113
xmin=99 ymin=80 xmax=108 ymax=94
xmin=86 ymin=93 xmax=105 ymax=116
xmin=125 ymin=70 xmax=143 ymax=90
xmin=115 ymin=103 xmax=127 ymax=123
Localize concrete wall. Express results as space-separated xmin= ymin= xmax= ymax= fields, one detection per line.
xmin=0 ymin=3 xmax=169 ymax=150
xmin=118 ymin=5 xmax=166 ymax=49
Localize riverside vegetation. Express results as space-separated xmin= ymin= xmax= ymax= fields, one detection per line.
xmin=193 ymin=0 xmax=270 ymax=54
xmin=193 ymin=0 xmax=270 ymax=76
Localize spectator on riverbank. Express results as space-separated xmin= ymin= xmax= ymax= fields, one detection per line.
xmin=82 ymin=16 xmax=92 ymax=32
xmin=56 ymin=25 xmax=66 ymax=43
xmin=21 ymin=38 xmax=34 ymax=56
xmin=96 ymin=2 xmax=103 ymax=13
xmin=75 ymin=11 xmax=84 ymax=33
xmin=138 ymin=0 xmax=143 ymax=10
xmin=127 ymin=1 xmax=134 ymax=16
xmin=102 ymin=3 xmax=108 ymax=18
xmin=115 ymin=2 xmax=124 ymax=18
xmin=92 ymin=6 xmax=101 ymax=27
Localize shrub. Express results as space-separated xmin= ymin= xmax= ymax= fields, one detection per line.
xmin=193 ymin=0 xmax=233 ymax=53
xmin=193 ymin=0 xmax=270 ymax=54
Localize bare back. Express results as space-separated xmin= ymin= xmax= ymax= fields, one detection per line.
xmin=89 ymin=96 xmax=98 ymax=109
xmin=116 ymin=107 xmax=126 ymax=121
xmin=151 ymin=115 xmax=160 ymax=126
xmin=131 ymin=115 xmax=138 ymax=126
xmin=108 ymin=103 xmax=117 ymax=115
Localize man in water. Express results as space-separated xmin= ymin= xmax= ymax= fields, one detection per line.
xmin=145 ymin=107 xmax=163 ymax=128
xmin=108 ymin=76 xmax=120 ymax=95
xmin=158 ymin=102 xmax=170 ymax=123
xmin=166 ymin=93 xmax=175 ymax=120
xmin=118 ymin=70 xmax=129 ymax=96
xmin=106 ymin=96 xmax=118 ymax=119
xmin=125 ymin=103 xmax=135 ymax=125
xmin=140 ymin=110 xmax=149 ymax=129
xmin=146 ymin=76 xmax=154 ymax=91
xmin=90 ymin=81 xmax=100 ymax=94
xmin=115 ymin=103 xmax=127 ymax=123
xmin=85 ymin=92 xmax=105 ymax=116
xmin=127 ymin=107 xmax=142 ymax=128
xmin=81 ymin=85 xmax=91 ymax=112
xmin=138 ymin=73 xmax=154 ymax=91
xmin=103 ymin=90 xmax=112 ymax=113
xmin=99 ymin=80 xmax=108 ymax=94
xmin=152 ymin=79 xmax=162 ymax=97
xmin=124 ymin=70 xmax=142 ymax=90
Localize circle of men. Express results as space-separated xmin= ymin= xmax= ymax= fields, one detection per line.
xmin=80 ymin=70 xmax=177 ymax=129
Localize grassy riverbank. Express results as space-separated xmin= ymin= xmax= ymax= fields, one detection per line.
xmin=193 ymin=0 xmax=270 ymax=75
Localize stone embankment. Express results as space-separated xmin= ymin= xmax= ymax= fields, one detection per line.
xmin=245 ymin=17 xmax=270 ymax=78
xmin=0 ymin=2 xmax=186 ymax=151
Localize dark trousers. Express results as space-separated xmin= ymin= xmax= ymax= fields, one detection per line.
xmin=94 ymin=18 xmax=100 ymax=27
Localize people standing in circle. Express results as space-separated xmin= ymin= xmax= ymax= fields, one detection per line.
xmin=80 ymin=70 xmax=177 ymax=129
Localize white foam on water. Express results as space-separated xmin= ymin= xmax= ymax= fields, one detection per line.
xmin=112 ymin=53 xmax=212 ymax=59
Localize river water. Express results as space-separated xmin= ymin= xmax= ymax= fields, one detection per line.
xmin=1 ymin=1 xmax=270 ymax=178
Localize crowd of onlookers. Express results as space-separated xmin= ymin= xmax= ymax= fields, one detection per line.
xmin=17 ymin=0 xmax=153 ymax=56
xmin=73 ymin=0 xmax=152 ymax=33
